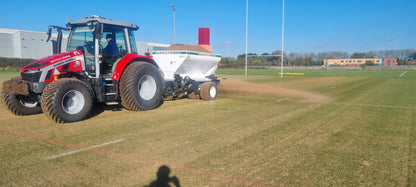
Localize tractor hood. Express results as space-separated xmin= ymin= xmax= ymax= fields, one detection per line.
xmin=19 ymin=50 xmax=85 ymax=84
xmin=20 ymin=50 xmax=83 ymax=73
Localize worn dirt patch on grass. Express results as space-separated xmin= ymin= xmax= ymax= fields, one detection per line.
xmin=218 ymin=80 xmax=330 ymax=103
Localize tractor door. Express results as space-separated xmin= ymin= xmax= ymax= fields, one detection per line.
xmin=100 ymin=26 xmax=137 ymax=74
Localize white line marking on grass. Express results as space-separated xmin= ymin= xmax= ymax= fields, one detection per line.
xmin=276 ymin=97 xmax=289 ymax=102
xmin=334 ymin=102 xmax=416 ymax=110
xmin=46 ymin=139 xmax=125 ymax=160
xmin=399 ymin=71 xmax=408 ymax=77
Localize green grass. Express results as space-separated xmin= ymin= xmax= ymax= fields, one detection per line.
xmin=0 ymin=69 xmax=415 ymax=186
xmin=0 ymin=71 xmax=19 ymax=80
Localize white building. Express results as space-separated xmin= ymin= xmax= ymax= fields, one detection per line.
xmin=0 ymin=28 xmax=66 ymax=59
xmin=0 ymin=28 xmax=169 ymax=59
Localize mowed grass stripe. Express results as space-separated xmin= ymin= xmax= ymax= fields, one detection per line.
xmin=188 ymin=71 xmax=416 ymax=186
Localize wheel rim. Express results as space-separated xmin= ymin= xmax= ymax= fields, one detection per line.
xmin=62 ymin=90 xmax=85 ymax=114
xmin=20 ymin=100 xmax=38 ymax=107
xmin=138 ymin=75 xmax=157 ymax=101
xmin=18 ymin=96 xmax=38 ymax=108
xmin=209 ymin=85 xmax=217 ymax=98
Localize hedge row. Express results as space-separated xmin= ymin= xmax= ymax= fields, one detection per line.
xmin=0 ymin=57 xmax=34 ymax=71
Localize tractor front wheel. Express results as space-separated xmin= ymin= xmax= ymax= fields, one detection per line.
xmin=41 ymin=78 xmax=93 ymax=123
xmin=1 ymin=91 xmax=42 ymax=116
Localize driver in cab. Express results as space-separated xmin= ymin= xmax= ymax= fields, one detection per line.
xmin=102 ymin=34 xmax=118 ymax=73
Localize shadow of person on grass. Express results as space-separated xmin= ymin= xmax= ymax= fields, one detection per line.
xmin=144 ymin=165 xmax=180 ymax=187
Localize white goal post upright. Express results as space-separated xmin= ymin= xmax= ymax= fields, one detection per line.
xmin=281 ymin=0 xmax=285 ymax=78
xmin=245 ymin=0 xmax=248 ymax=78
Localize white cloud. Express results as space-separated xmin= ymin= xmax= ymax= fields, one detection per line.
xmin=221 ymin=40 xmax=232 ymax=45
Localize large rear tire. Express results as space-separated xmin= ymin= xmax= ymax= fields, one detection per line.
xmin=41 ymin=78 xmax=93 ymax=123
xmin=119 ymin=61 xmax=164 ymax=111
xmin=1 ymin=91 xmax=42 ymax=116
xmin=199 ymin=82 xmax=217 ymax=100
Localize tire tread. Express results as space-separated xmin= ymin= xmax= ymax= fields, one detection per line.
xmin=119 ymin=61 xmax=163 ymax=111
xmin=41 ymin=78 xmax=92 ymax=123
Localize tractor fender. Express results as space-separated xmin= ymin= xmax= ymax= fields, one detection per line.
xmin=111 ymin=53 xmax=159 ymax=81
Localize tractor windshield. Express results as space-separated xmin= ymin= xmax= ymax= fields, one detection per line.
xmin=67 ymin=25 xmax=96 ymax=74
xmin=68 ymin=26 xmax=95 ymax=52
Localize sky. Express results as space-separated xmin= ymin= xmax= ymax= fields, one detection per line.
xmin=1 ymin=0 xmax=415 ymax=58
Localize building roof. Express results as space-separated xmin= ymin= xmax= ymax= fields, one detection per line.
xmin=0 ymin=28 xmax=20 ymax=34
xmin=166 ymin=44 xmax=212 ymax=53
xmin=0 ymin=28 xmax=68 ymax=38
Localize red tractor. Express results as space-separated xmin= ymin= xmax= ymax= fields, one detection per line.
xmin=2 ymin=16 xmax=166 ymax=123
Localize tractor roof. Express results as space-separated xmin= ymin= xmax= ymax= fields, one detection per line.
xmin=67 ymin=15 xmax=139 ymax=30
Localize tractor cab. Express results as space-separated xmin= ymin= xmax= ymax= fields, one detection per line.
xmin=46 ymin=15 xmax=140 ymax=78
xmin=65 ymin=15 xmax=139 ymax=77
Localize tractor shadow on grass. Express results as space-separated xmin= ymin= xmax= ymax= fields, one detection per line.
xmin=88 ymin=99 xmax=164 ymax=119
xmin=87 ymin=102 xmax=124 ymax=118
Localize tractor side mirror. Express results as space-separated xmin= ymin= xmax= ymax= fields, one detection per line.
xmin=46 ymin=26 xmax=52 ymax=42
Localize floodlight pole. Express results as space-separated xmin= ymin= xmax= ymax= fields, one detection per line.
xmin=280 ymin=0 xmax=285 ymax=78
xmin=245 ymin=0 xmax=248 ymax=78
xmin=172 ymin=4 xmax=176 ymax=44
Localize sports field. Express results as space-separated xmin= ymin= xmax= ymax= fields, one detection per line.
xmin=0 ymin=69 xmax=415 ymax=186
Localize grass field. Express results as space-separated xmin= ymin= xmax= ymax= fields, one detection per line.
xmin=0 ymin=69 xmax=415 ymax=186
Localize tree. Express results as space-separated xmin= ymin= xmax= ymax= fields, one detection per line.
xmin=252 ymin=60 xmax=262 ymax=65
xmin=409 ymin=51 xmax=416 ymax=61
xmin=365 ymin=60 xmax=375 ymax=66
xmin=219 ymin=57 xmax=236 ymax=67
xmin=351 ymin=52 xmax=366 ymax=59
xmin=366 ymin=51 xmax=377 ymax=58
xmin=235 ymin=57 xmax=245 ymax=66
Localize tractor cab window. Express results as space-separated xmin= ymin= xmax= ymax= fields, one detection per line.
xmin=100 ymin=26 xmax=129 ymax=74
xmin=129 ymin=30 xmax=138 ymax=53
xmin=68 ymin=26 xmax=95 ymax=53
xmin=67 ymin=26 xmax=96 ymax=75
xmin=100 ymin=32 xmax=123 ymax=57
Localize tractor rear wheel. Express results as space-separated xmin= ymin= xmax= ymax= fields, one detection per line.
xmin=199 ymin=82 xmax=217 ymax=100
xmin=119 ymin=61 xmax=164 ymax=111
xmin=1 ymin=91 xmax=42 ymax=116
xmin=41 ymin=78 xmax=93 ymax=123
